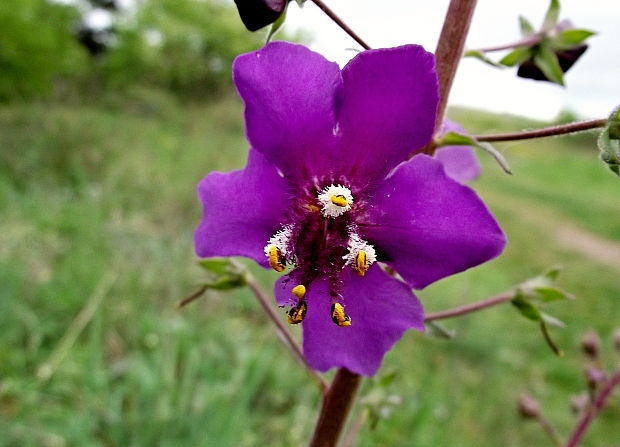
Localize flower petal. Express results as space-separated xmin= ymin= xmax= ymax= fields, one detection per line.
xmin=233 ymin=41 xmax=342 ymax=182
xmin=434 ymin=120 xmax=481 ymax=183
xmin=337 ymin=45 xmax=439 ymax=184
xmin=362 ymin=154 xmax=506 ymax=289
xmin=274 ymin=267 xmax=424 ymax=376
xmin=195 ymin=148 xmax=290 ymax=267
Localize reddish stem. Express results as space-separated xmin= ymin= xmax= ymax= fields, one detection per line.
xmin=564 ymin=367 xmax=620 ymax=447
xmin=467 ymin=35 xmax=542 ymax=53
xmin=473 ymin=119 xmax=607 ymax=143
xmin=309 ymin=368 xmax=363 ymax=447
xmin=310 ymin=0 xmax=371 ymax=50
xmin=424 ymin=291 xmax=514 ymax=322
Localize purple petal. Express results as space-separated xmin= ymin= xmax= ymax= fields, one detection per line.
xmin=274 ymin=267 xmax=424 ymax=376
xmin=337 ymin=45 xmax=439 ymax=184
xmin=195 ymin=148 xmax=290 ymax=267
xmin=434 ymin=120 xmax=481 ymax=183
xmin=362 ymin=155 xmax=506 ymax=289
xmin=233 ymin=42 xmax=342 ymax=182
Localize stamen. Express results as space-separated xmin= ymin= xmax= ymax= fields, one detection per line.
xmin=291 ymin=284 xmax=306 ymax=299
xmin=268 ymin=246 xmax=285 ymax=272
xmin=318 ymin=185 xmax=353 ymax=218
xmin=330 ymin=195 xmax=348 ymax=207
xmin=264 ymin=226 xmax=294 ymax=271
xmin=331 ymin=303 xmax=351 ymax=327
xmin=343 ymin=233 xmax=376 ymax=275
xmin=287 ymin=301 xmax=307 ymax=325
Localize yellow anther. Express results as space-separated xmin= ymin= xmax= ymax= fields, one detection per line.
xmin=330 ymin=195 xmax=349 ymax=207
xmin=331 ymin=303 xmax=352 ymax=327
xmin=268 ymin=246 xmax=285 ymax=272
xmin=292 ymin=285 xmax=306 ymax=299
xmin=287 ymin=301 xmax=307 ymax=325
xmin=354 ymin=250 xmax=369 ymax=276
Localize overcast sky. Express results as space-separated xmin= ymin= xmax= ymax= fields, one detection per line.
xmin=285 ymin=0 xmax=619 ymax=120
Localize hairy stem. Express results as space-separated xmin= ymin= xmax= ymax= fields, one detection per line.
xmin=424 ymin=291 xmax=514 ymax=322
xmin=310 ymin=0 xmax=370 ymax=50
xmin=473 ymin=119 xmax=607 ymax=143
xmin=419 ymin=0 xmax=478 ymax=155
xmin=565 ymin=366 xmax=620 ymax=447
xmin=467 ymin=35 xmax=542 ymax=53
xmin=309 ymin=368 xmax=363 ymax=447
xmin=244 ymin=270 xmax=329 ymax=393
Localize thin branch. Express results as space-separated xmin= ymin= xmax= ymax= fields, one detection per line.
xmin=177 ymin=284 xmax=208 ymax=308
xmin=309 ymin=368 xmax=363 ymax=447
xmin=467 ymin=35 xmax=542 ymax=53
xmin=473 ymin=119 xmax=607 ymax=143
xmin=310 ymin=0 xmax=370 ymax=50
xmin=424 ymin=291 xmax=514 ymax=322
xmin=419 ymin=0 xmax=479 ymax=155
xmin=244 ymin=270 xmax=329 ymax=393
xmin=565 ymin=366 xmax=620 ymax=447
xmin=537 ymin=413 xmax=564 ymax=447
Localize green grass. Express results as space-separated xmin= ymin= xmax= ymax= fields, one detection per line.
xmin=1 ymin=95 xmax=618 ymax=446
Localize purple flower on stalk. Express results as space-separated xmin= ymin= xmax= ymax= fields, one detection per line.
xmin=195 ymin=42 xmax=506 ymax=376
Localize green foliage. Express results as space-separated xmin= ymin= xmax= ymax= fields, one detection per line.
xmin=0 ymin=0 xmax=87 ymax=101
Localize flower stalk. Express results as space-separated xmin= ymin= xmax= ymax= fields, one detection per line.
xmin=420 ymin=0 xmax=478 ymax=155
xmin=564 ymin=366 xmax=620 ymax=447
xmin=424 ymin=291 xmax=514 ymax=322
xmin=309 ymin=368 xmax=363 ymax=447
xmin=473 ymin=118 xmax=607 ymax=143
xmin=310 ymin=0 xmax=370 ymax=50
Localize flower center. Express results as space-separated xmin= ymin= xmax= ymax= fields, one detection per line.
xmin=263 ymin=185 xmax=376 ymax=327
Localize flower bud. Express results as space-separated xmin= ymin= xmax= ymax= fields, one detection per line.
xmin=517 ymin=394 xmax=541 ymax=419
xmin=570 ymin=393 xmax=590 ymax=415
xmin=233 ymin=0 xmax=288 ymax=31
xmin=581 ymin=330 xmax=601 ymax=359
xmin=585 ymin=366 xmax=606 ymax=390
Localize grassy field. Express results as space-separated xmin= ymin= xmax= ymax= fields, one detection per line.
xmin=1 ymin=94 xmax=618 ymax=447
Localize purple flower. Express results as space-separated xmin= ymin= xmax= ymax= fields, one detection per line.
xmin=195 ymin=42 xmax=506 ymax=376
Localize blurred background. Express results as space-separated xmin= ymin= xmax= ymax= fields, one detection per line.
xmin=0 ymin=0 xmax=618 ymax=446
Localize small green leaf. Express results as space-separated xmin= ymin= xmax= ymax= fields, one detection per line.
xmin=597 ymin=106 xmax=620 ymax=177
xmin=542 ymin=0 xmax=560 ymax=30
xmin=541 ymin=312 xmax=566 ymax=328
xmin=511 ymin=294 xmax=543 ymax=322
xmin=426 ymin=321 xmax=456 ymax=339
xmin=436 ymin=132 xmax=512 ymax=175
xmin=464 ymin=50 xmax=503 ymax=68
xmin=203 ymin=275 xmax=246 ymax=290
xmin=500 ymin=47 xmax=533 ymax=67
xmin=533 ymin=43 xmax=565 ymax=85
xmin=553 ymin=29 xmax=596 ymax=49
xmin=266 ymin=3 xmax=287 ymax=43
xmin=519 ymin=266 xmax=574 ymax=302
xmin=519 ymin=15 xmax=536 ymax=36
xmin=199 ymin=258 xmax=238 ymax=276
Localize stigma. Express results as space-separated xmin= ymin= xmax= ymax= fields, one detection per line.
xmin=343 ymin=233 xmax=376 ymax=276
xmin=264 ymin=226 xmax=294 ymax=272
xmin=331 ymin=303 xmax=351 ymax=327
xmin=318 ymin=185 xmax=353 ymax=218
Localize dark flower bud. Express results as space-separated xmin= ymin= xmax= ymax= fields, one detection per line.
xmin=517 ymin=44 xmax=587 ymax=82
xmin=517 ymin=394 xmax=541 ymax=419
xmin=570 ymin=392 xmax=590 ymax=415
xmin=233 ymin=0 xmax=288 ymax=31
xmin=581 ymin=330 xmax=601 ymax=359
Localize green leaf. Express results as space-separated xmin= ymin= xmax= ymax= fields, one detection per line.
xmin=425 ymin=321 xmax=456 ymax=340
xmin=203 ymin=275 xmax=245 ymax=291
xmin=436 ymin=132 xmax=512 ymax=175
xmin=598 ymin=106 xmax=620 ymax=177
xmin=542 ymin=0 xmax=560 ymax=30
xmin=266 ymin=3 xmax=287 ymax=43
xmin=533 ymin=43 xmax=565 ymax=85
xmin=511 ymin=294 xmax=543 ymax=322
xmin=541 ymin=312 xmax=566 ymax=328
xmin=500 ymin=47 xmax=533 ymax=67
xmin=553 ymin=29 xmax=596 ymax=49
xmin=198 ymin=257 xmax=246 ymax=290
xmin=519 ymin=266 xmax=574 ymax=302
xmin=464 ymin=50 xmax=503 ymax=68
xmin=519 ymin=15 xmax=536 ymax=36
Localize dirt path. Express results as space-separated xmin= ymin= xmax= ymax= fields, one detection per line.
xmin=482 ymin=192 xmax=620 ymax=274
